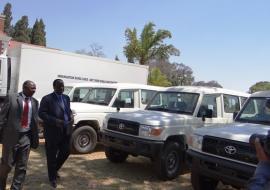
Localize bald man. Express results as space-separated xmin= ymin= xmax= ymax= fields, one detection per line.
xmin=0 ymin=80 xmax=39 ymax=190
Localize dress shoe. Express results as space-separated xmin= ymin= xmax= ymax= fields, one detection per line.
xmin=49 ymin=180 xmax=57 ymax=188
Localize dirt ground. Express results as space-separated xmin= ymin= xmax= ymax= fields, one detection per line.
xmin=0 ymin=141 xmax=238 ymax=190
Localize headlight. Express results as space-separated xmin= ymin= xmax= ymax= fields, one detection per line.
xmin=140 ymin=125 xmax=164 ymax=137
xmin=190 ymin=134 xmax=203 ymax=150
xmin=102 ymin=119 xmax=108 ymax=130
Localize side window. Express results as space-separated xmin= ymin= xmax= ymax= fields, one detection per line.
xmin=112 ymin=90 xmax=134 ymax=108
xmin=223 ymin=94 xmax=240 ymax=113
xmin=73 ymin=87 xmax=91 ymax=102
xmin=151 ymin=93 xmax=161 ymax=106
xmin=141 ymin=90 xmax=156 ymax=105
xmin=197 ymin=94 xmax=218 ymax=117
xmin=244 ymin=100 xmax=256 ymax=115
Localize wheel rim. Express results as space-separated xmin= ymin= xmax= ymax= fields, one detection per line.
xmin=78 ymin=132 xmax=91 ymax=148
xmin=166 ymin=150 xmax=179 ymax=173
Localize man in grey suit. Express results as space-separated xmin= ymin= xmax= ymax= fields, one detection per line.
xmin=0 ymin=80 xmax=39 ymax=190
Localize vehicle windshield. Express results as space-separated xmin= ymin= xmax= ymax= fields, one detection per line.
xmin=146 ymin=91 xmax=199 ymax=115
xmin=236 ymin=97 xmax=270 ymax=125
xmin=63 ymin=86 xmax=73 ymax=95
xmin=81 ymin=88 xmax=117 ymax=106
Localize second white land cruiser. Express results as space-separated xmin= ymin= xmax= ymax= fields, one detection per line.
xmin=68 ymin=83 xmax=162 ymax=154
xmin=100 ymin=86 xmax=249 ymax=180
xmin=187 ymin=90 xmax=270 ymax=190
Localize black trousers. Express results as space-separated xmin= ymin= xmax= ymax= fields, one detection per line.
xmin=0 ymin=133 xmax=31 ymax=190
xmin=45 ymin=132 xmax=70 ymax=181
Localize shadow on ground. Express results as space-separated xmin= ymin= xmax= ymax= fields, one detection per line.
xmin=1 ymin=143 xmax=236 ymax=190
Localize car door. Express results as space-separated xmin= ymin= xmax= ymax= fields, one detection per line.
xmin=112 ymin=89 xmax=140 ymax=112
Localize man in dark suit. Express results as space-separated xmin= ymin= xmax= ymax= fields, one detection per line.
xmin=38 ymin=79 xmax=73 ymax=188
xmin=0 ymin=80 xmax=39 ymax=190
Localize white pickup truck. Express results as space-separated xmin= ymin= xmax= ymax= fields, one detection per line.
xmin=100 ymin=86 xmax=249 ymax=180
xmin=187 ymin=90 xmax=270 ymax=190
xmin=68 ymin=83 xmax=163 ymax=154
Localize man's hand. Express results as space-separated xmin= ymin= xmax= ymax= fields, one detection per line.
xmin=255 ymin=138 xmax=270 ymax=161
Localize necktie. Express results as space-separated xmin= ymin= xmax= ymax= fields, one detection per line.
xmin=21 ymin=97 xmax=29 ymax=128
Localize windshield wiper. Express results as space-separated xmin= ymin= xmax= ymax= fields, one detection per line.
xmin=237 ymin=119 xmax=270 ymax=125
xmin=147 ymin=107 xmax=169 ymax=112
xmin=82 ymin=100 xmax=97 ymax=104
xmin=96 ymin=102 xmax=108 ymax=105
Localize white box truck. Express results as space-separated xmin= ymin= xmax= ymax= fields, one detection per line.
xmin=0 ymin=35 xmax=149 ymax=103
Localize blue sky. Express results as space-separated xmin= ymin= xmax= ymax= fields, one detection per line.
xmin=1 ymin=0 xmax=269 ymax=92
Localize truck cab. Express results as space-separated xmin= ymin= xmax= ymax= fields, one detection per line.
xmin=68 ymin=83 xmax=163 ymax=154
xmin=187 ymin=90 xmax=270 ymax=190
xmin=100 ymin=86 xmax=249 ymax=180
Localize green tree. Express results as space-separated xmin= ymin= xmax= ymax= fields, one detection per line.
xmin=123 ymin=22 xmax=180 ymax=65
xmin=171 ymin=63 xmax=194 ymax=86
xmin=13 ymin=16 xmax=31 ymax=43
xmin=2 ymin=3 xmax=13 ymax=36
xmin=149 ymin=60 xmax=194 ymax=86
xmin=31 ymin=19 xmax=46 ymax=46
xmin=148 ymin=67 xmax=171 ymax=87
xmin=249 ymin=81 xmax=270 ymax=93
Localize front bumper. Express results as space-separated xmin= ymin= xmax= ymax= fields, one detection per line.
xmin=187 ymin=149 xmax=256 ymax=188
xmin=100 ymin=130 xmax=164 ymax=158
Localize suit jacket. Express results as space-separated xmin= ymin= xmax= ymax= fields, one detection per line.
xmin=38 ymin=92 xmax=73 ymax=141
xmin=0 ymin=93 xmax=39 ymax=149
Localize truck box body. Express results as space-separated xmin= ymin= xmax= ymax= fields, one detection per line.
xmin=0 ymin=43 xmax=149 ymax=100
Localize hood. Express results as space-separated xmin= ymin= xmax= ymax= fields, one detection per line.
xmin=71 ymin=102 xmax=116 ymax=113
xmin=107 ymin=110 xmax=193 ymax=126
xmin=194 ymin=122 xmax=270 ymax=143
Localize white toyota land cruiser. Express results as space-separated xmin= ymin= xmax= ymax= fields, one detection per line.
xmin=69 ymin=83 xmax=162 ymax=154
xmin=100 ymin=86 xmax=249 ymax=180
xmin=188 ymin=90 xmax=270 ymax=190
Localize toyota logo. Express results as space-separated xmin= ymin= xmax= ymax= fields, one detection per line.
xmin=118 ymin=123 xmax=125 ymax=130
xmin=224 ymin=146 xmax=237 ymax=155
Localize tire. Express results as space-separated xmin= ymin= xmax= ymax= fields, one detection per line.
xmin=191 ymin=159 xmax=218 ymax=190
xmin=105 ymin=146 xmax=128 ymax=163
xmin=71 ymin=125 xmax=97 ymax=154
xmin=155 ymin=141 xmax=182 ymax=180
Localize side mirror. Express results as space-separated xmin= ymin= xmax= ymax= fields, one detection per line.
xmin=113 ymin=98 xmax=125 ymax=108
xmin=233 ymin=111 xmax=238 ymax=120
xmin=202 ymin=109 xmax=213 ymax=122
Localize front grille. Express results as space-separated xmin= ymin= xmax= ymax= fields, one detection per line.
xmin=202 ymin=136 xmax=257 ymax=165
xmin=107 ymin=118 xmax=140 ymax=136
